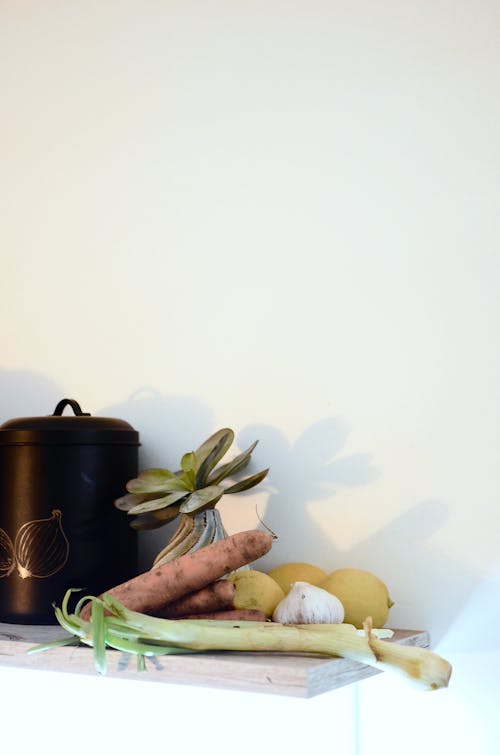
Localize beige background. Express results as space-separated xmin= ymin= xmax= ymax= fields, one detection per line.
xmin=1 ymin=2 xmax=499 ymax=752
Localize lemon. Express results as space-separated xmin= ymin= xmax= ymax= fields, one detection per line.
xmin=320 ymin=568 xmax=393 ymax=628
xmin=267 ymin=562 xmax=328 ymax=594
xmin=225 ymin=570 xmax=285 ymax=618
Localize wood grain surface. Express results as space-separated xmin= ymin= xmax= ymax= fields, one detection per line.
xmin=0 ymin=623 xmax=430 ymax=698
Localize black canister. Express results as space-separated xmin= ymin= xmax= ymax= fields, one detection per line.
xmin=0 ymin=398 xmax=139 ymax=624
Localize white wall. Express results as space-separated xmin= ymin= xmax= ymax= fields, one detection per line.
xmin=1 ymin=1 xmax=499 ymax=752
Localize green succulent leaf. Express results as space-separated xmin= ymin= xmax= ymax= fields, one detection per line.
xmin=129 ymin=504 xmax=182 ymax=530
xmin=114 ymin=492 xmax=162 ymax=512
xmin=181 ymin=451 xmax=197 ymax=473
xmin=180 ymin=451 xmax=197 ymax=488
xmin=126 ymin=468 xmax=191 ymax=495
xmin=194 ymin=429 xmax=234 ymax=474
xmin=223 ymin=468 xmax=269 ymax=494
xmin=208 ymin=440 xmax=258 ymax=485
xmin=117 ymin=428 xmax=268 ymax=535
xmin=128 ymin=491 xmax=189 ymax=515
xmin=178 ymin=485 xmax=225 ymax=514
xmin=195 ymin=433 xmax=235 ymax=487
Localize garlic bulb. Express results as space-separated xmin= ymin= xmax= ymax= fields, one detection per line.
xmin=272 ymin=581 xmax=345 ymax=624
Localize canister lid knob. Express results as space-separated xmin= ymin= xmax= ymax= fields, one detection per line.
xmin=52 ymin=399 xmax=91 ymax=417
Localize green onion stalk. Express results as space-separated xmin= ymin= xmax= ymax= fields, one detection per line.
xmin=28 ymin=590 xmax=452 ymax=690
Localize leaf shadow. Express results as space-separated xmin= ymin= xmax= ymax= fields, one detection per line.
xmin=235 ymin=417 xmax=379 ymax=560
xmin=98 ymin=387 xmax=216 ymax=570
xmin=342 ymin=500 xmax=480 ymax=644
xmin=0 ymin=367 xmax=64 ymax=421
xmin=236 ymin=419 xmax=481 ymax=645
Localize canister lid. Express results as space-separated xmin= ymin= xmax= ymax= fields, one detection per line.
xmin=0 ymin=398 xmax=140 ymax=446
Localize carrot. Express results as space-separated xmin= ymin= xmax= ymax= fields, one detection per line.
xmin=153 ymin=580 xmax=236 ymax=618
xmin=173 ymin=609 xmax=267 ymax=621
xmin=80 ymin=529 xmax=273 ymax=620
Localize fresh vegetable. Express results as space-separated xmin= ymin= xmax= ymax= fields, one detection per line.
xmin=30 ymin=590 xmax=452 ymax=691
xmin=153 ymin=580 xmax=236 ymax=618
xmin=174 ymin=609 xmax=267 ymax=621
xmin=80 ymin=529 xmax=274 ymax=620
xmin=272 ymin=581 xmax=345 ymax=624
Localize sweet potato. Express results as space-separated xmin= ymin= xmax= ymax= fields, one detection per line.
xmin=153 ymin=579 xmax=236 ymax=618
xmin=80 ymin=529 xmax=273 ymax=620
xmin=174 ymin=609 xmax=267 ymax=621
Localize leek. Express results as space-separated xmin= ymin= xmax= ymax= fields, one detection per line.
xmin=29 ymin=590 xmax=452 ymax=690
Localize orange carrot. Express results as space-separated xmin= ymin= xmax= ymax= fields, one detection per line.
xmin=174 ymin=609 xmax=267 ymax=621
xmin=153 ymin=580 xmax=236 ymax=618
xmin=80 ymin=529 xmax=273 ymax=620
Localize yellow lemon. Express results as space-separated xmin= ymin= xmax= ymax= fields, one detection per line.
xmin=267 ymin=562 xmax=328 ymax=594
xmin=225 ymin=570 xmax=285 ymax=618
xmin=320 ymin=568 xmax=394 ymax=628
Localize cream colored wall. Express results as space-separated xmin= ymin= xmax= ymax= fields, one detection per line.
xmin=1 ymin=2 xmax=499 ymax=752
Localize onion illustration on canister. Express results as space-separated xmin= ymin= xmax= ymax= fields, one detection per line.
xmin=12 ymin=510 xmax=70 ymax=579
xmin=0 ymin=528 xmax=15 ymax=578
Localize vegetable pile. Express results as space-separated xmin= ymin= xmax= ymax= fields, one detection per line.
xmin=29 ymin=529 xmax=452 ymax=691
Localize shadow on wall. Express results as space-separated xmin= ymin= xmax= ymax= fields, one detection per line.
xmin=236 ymin=420 xmax=481 ymax=645
xmin=98 ymin=386 xmax=215 ymax=468
xmin=236 ymin=417 xmax=380 ymax=565
xmin=98 ymin=387 xmax=216 ymax=571
xmin=343 ymin=500 xmax=479 ymax=644
xmin=0 ymin=368 xmax=64 ymax=421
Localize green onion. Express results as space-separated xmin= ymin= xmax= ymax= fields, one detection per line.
xmin=28 ymin=636 xmax=80 ymax=654
xmin=90 ymin=598 xmax=106 ymax=675
xmin=28 ymin=589 xmax=452 ymax=691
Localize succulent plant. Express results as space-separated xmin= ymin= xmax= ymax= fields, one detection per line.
xmin=115 ymin=428 xmax=269 ymax=532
